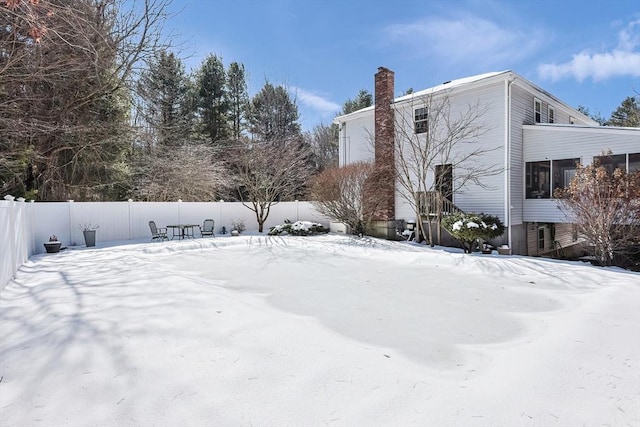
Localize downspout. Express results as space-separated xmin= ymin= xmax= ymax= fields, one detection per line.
xmin=504 ymin=77 xmax=515 ymax=253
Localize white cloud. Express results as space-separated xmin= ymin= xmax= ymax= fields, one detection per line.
xmin=538 ymin=19 xmax=640 ymax=82
xmin=292 ymin=87 xmax=340 ymax=114
xmin=384 ymin=14 xmax=540 ymax=67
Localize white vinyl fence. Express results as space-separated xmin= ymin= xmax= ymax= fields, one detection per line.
xmin=0 ymin=198 xmax=331 ymax=291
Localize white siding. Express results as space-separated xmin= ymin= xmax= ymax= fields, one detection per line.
xmin=339 ymin=114 xmax=374 ymax=166
xmin=508 ymin=84 xmax=529 ymax=226
xmin=524 ymin=125 xmax=640 ymax=162
xmin=523 ymin=125 xmax=640 ymax=223
xmin=393 ymin=82 xmax=507 ymax=221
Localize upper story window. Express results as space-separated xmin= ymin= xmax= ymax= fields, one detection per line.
xmin=534 ymin=99 xmax=542 ymax=123
xmin=569 ymin=116 xmax=575 ymax=124
xmin=415 ymin=107 xmax=428 ymax=134
xmin=548 ymin=106 xmax=555 ymax=124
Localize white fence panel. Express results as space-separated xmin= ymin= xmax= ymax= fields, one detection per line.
xmin=1 ymin=199 xmax=333 ymax=290
xmin=1 ymin=199 xmax=33 ymax=291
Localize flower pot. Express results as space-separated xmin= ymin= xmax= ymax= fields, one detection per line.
xmin=44 ymin=242 xmax=61 ymax=253
xmin=497 ymin=246 xmax=510 ymax=255
xmin=83 ymin=230 xmax=96 ymax=247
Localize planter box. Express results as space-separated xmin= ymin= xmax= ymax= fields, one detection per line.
xmin=83 ymin=230 xmax=96 ymax=247
xmin=44 ymin=242 xmax=61 ymax=253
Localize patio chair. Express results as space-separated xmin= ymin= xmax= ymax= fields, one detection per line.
xmin=149 ymin=220 xmax=168 ymax=241
xmin=199 ymin=218 xmax=215 ymax=237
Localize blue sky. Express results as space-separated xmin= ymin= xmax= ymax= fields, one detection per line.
xmin=163 ymin=0 xmax=640 ymax=130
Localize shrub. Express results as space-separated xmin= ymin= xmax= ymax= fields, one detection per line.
xmin=231 ymin=219 xmax=246 ymax=233
xmin=442 ymin=212 xmax=505 ymax=253
xmin=309 ymin=162 xmax=385 ymax=236
xmin=268 ymin=220 xmax=328 ymax=236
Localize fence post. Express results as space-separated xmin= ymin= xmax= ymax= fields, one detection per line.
xmin=5 ymin=195 xmax=17 ymax=279
xmin=219 ymin=200 xmax=224 ymax=233
xmin=67 ymin=200 xmax=74 ymax=245
xmin=128 ymin=199 xmax=133 ymax=240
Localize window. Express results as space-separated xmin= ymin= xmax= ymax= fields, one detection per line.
xmin=435 ymin=164 xmax=453 ymax=200
xmin=629 ymin=153 xmax=640 ymax=173
xmin=526 ymin=161 xmax=551 ymax=198
xmin=538 ymin=227 xmax=545 ymax=250
xmin=552 ymin=158 xmax=579 ymax=193
xmin=595 ymin=153 xmax=626 ymax=174
xmin=548 ymin=106 xmax=555 ymax=123
xmin=534 ymin=99 xmax=542 ymax=123
xmin=569 ymin=116 xmax=575 ymax=124
xmin=415 ymin=107 xmax=428 ymax=134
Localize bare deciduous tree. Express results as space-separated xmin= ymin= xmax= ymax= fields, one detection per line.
xmin=230 ymin=140 xmax=312 ymax=232
xmin=310 ymin=162 xmax=384 ymax=235
xmin=1 ymin=0 xmax=172 ymax=200
xmin=304 ymin=123 xmax=338 ymax=173
xmin=555 ymin=161 xmax=640 ymax=267
xmin=392 ymin=92 xmax=501 ymax=245
xmin=131 ymin=143 xmax=230 ymax=201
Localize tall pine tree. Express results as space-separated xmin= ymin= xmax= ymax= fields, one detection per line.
xmin=247 ymin=82 xmax=301 ymax=142
xmin=226 ymin=62 xmax=249 ymax=140
xmin=137 ymin=50 xmax=193 ymax=148
xmin=609 ymin=96 xmax=640 ymax=127
xmin=195 ymin=54 xmax=229 ymax=144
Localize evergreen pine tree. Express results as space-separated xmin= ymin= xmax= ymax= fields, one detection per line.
xmin=195 ymin=54 xmax=229 ymax=144
xmin=226 ymin=62 xmax=249 ymax=140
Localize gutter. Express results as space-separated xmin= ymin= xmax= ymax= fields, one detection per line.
xmin=504 ymin=76 xmax=515 ymax=254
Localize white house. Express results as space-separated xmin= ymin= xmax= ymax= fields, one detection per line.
xmin=333 ymin=67 xmax=639 ymax=256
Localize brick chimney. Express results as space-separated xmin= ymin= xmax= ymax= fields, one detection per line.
xmin=372 ymin=66 xmax=395 ymax=222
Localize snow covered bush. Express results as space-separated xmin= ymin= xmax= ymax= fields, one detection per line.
xmin=442 ymin=212 xmax=505 ymax=253
xmin=231 ymin=219 xmax=246 ymax=233
xmin=268 ymin=220 xmax=328 ymax=236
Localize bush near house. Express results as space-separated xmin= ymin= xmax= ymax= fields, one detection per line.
xmin=269 ymin=220 xmax=328 ymax=236
xmin=442 ymin=212 xmax=505 ymax=253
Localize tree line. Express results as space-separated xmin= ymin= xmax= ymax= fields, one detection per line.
xmin=0 ymin=0 xmax=374 ymax=211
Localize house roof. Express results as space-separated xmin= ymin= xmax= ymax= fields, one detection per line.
xmin=333 ymin=69 xmax=596 ymax=125
xmin=394 ymin=70 xmax=509 ymax=103
xmin=334 ymin=70 xmax=511 ymax=122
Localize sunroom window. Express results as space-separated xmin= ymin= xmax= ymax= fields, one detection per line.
xmin=595 ymin=153 xmax=626 ymax=174
xmin=628 ymin=153 xmax=640 ymax=172
xmin=552 ymin=158 xmax=579 ymax=192
xmin=526 ymin=161 xmax=550 ymax=198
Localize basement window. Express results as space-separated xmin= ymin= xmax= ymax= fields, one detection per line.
xmin=414 ymin=107 xmax=428 ymax=134
xmin=538 ymin=227 xmax=545 ymax=250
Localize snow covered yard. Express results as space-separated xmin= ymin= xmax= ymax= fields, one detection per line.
xmin=1 ymin=234 xmax=638 ymax=426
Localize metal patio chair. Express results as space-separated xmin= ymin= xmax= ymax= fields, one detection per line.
xmin=199 ymin=219 xmax=215 ymax=237
xmin=149 ymin=220 xmax=168 ymax=241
